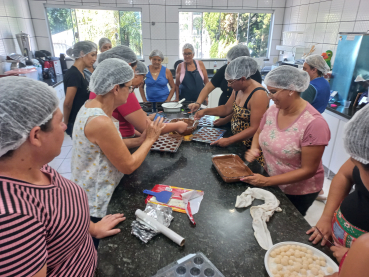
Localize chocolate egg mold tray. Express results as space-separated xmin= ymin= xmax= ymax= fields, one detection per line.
xmin=192 ymin=127 xmax=226 ymax=144
xmin=152 ymin=252 xmax=225 ymax=277
xmin=150 ymin=134 xmax=183 ymax=153
xmin=198 ymin=115 xmax=218 ymax=127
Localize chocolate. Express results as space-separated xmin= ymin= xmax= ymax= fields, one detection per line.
xmin=150 ymin=134 xmax=183 ymax=153
xmin=170 ymin=118 xmax=199 ymax=136
xmin=212 ymin=155 xmax=253 ymax=183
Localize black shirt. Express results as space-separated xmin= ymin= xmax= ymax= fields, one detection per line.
xmin=63 ymin=66 xmax=90 ymax=125
xmin=210 ymin=64 xmax=262 ymax=106
xmin=340 ymin=166 xmax=369 ymax=231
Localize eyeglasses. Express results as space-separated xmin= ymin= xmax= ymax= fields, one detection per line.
xmin=265 ymin=88 xmax=284 ymax=96
xmin=183 ymin=52 xmax=193 ymax=56
xmin=227 ymin=78 xmax=241 ymax=86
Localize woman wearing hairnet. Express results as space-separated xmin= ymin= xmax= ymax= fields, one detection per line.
xmin=301 ymin=54 xmax=331 ymax=113
xmin=0 ymin=77 xmax=125 ymax=277
xmin=139 ymin=49 xmax=175 ymax=102
xmin=188 ymin=44 xmax=262 ymax=116
xmin=84 ymin=38 xmax=113 ymax=83
xmin=244 ymin=66 xmax=331 ymax=216
xmin=64 ymin=41 xmax=97 ymax=137
xmin=306 ymin=104 xmax=369 ymax=264
xmin=90 ymin=46 xmax=187 ymax=142
xmin=72 ymin=58 xmax=165 ymax=249
xmin=320 ymin=106 xmax=369 ymax=277
xmin=194 ymin=57 xmax=269 ymax=162
xmin=175 ymin=43 xmax=209 ymax=102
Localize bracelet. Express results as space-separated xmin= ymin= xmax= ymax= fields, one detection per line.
xmin=195 ymin=102 xmax=200 ymax=106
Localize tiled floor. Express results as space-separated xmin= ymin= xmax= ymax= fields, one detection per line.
xmin=50 ymin=134 xmax=330 ymax=227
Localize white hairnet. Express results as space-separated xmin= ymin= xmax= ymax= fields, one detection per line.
xmin=226 ymin=44 xmax=250 ymax=62
xmin=305 ymin=54 xmax=330 ymax=75
xmin=225 ymin=56 xmax=258 ymax=80
xmin=264 ymin=65 xmax=310 ymax=92
xmin=66 ymin=41 xmax=97 ymax=59
xmin=0 ymin=77 xmax=59 ymax=157
xmin=98 ymin=45 xmax=137 ymax=64
xmin=135 ymin=61 xmax=148 ymax=75
xmin=149 ymin=49 xmax=164 ymax=60
xmin=182 ymin=43 xmax=195 ymax=53
xmin=99 ymin=37 xmax=112 ymax=50
xmin=90 ymin=58 xmax=134 ymax=95
xmin=344 ymin=104 xmax=369 ymax=164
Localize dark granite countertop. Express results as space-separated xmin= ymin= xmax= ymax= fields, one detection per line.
xmin=41 ymin=74 xmax=63 ymax=88
xmin=96 ymin=113 xmax=334 ymax=277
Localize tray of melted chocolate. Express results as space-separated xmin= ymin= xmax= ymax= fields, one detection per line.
xmin=211 ymin=154 xmax=253 ymax=183
xmin=192 ymin=127 xmax=226 ymax=143
xmin=150 ymin=134 xmax=183 ymax=153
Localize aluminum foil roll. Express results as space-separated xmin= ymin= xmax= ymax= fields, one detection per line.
xmin=131 ymin=203 xmax=174 ymax=243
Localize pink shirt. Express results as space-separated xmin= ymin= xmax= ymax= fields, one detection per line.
xmin=259 ymin=103 xmax=330 ymax=195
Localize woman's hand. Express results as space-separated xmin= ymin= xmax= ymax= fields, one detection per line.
xmin=147 ymin=113 xmax=156 ymax=121
xmin=145 ymin=117 xmax=165 ymax=142
xmin=175 ymin=121 xmax=188 ymax=134
xmin=213 ymin=118 xmax=227 ymax=126
xmin=188 ymin=103 xmax=200 ymax=113
xmin=306 ymin=215 xmax=333 ymax=246
xmin=194 ymin=110 xmax=206 ymax=120
xmin=331 ymin=244 xmax=349 ymax=263
xmin=245 ymin=148 xmax=260 ymax=163
xmin=91 ymin=213 xmax=126 ymax=239
xmin=210 ymin=138 xmax=231 ymax=147
xmin=240 ymin=174 xmax=270 ymax=187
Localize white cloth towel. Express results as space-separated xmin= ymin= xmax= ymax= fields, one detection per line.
xmin=235 ymin=188 xmax=282 ymax=250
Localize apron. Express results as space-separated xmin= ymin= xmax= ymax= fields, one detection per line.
xmin=231 ymin=87 xmax=266 ymax=166
xmin=179 ymin=61 xmax=204 ymax=102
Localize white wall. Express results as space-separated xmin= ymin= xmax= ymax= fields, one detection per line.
xmin=0 ymin=0 xmax=38 ymax=73
xmin=28 ymin=0 xmax=286 ymax=69
xmin=281 ymin=0 xmax=369 ymax=65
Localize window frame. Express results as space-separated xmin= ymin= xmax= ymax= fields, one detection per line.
xmin=178 ymin=8 xmax=275 ymax=60
xmin=44 ymin=4 xmax=143 ymax=58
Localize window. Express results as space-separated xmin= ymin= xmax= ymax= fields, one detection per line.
xmin=46 ymin=8 xmax=142 ymax=58
xmin=179 ymin=11 xmax=272 ymax=59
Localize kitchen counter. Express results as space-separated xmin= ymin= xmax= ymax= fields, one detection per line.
xmin=40 ymin=74 xmax=63 ymax=88
xmin=96 ymin=112 xmax=334 ymax=277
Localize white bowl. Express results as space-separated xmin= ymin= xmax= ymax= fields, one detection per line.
xmin=265 ymin=241 xmax=339 ymax=276
xmin=162 ymin=102 xmax=182 ymax=112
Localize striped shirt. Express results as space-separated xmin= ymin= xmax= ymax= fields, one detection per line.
xmin=0 ymin=165 xmax=97 ymax=277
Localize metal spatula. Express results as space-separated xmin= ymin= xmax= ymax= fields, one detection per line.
xmin=143 ymin=190 xmax=173 ymax=204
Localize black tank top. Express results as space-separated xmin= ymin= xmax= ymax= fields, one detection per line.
xmin=340 ymin=166 xmax=369 ymax=231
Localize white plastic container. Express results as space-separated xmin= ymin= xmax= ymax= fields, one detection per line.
xmin=162 ymin=102 xmax=183 ymax=113
xmin=5 ymin=67 xmax=39 ymax=80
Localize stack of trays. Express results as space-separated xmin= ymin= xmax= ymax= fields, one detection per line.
xmin=150 ymin=134 xmax=183 ymax=153
xmin=192 ymin=127 xmax=226 ymax=143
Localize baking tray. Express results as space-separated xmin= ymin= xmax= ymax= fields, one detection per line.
xmin=192 ymin=127 xmax=226 ymax=143
xmin=150 ymin=134 xmax=183 ymax=153
xmin=170 ymin=118 xmax=199 ymax=136
xmin=211 ymin=154 xmax=253 ymax=183
xmin=152 ymin=252 xmax=225 ymax=277
xmin=198 ymin=115 xmax=219 ymax=127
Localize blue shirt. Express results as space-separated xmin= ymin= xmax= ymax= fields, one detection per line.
xmin=145 ymin=65 xmax=170 ymax=102
xmin=301 ymin=77 xmax=330 ymax=113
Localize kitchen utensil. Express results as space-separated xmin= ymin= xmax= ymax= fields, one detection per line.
xmin=192 ymin=127 xmax=226 ymax=144
xmin=175 ymin=98 xmax=186 ymax=107
xmin=150 ymin=133 xmax=183 ymax=153
xmin=16 ymin=32 xmax=33 ymax=60
xmin=170 ymin=118 xmax=199 ymax=136
xmin=265 ymin=241 xmax=338 ymax=277
xmin=313 ymin=226 xmax=334 ymax=247
xmin=152 ymin=252 xmax=225 ymax=277
xmin=212 ymin=154 xmax=253 ymax=183
xmin=143 ymin=190 xmax=173 ymax=204
xmin=162 ymin=102 xmax=183 ymax=112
